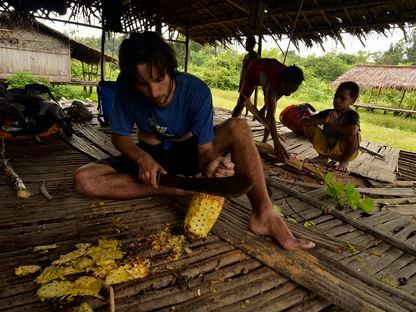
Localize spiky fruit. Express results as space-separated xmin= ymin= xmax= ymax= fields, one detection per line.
xmin=184 ymin=193 xmax=224 ymax=240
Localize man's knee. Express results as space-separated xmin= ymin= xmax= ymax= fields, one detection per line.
xmin=225 ymin=117 xmax=251 ymax=136
xmin=73 ymin=165 xmax=102 ymax=197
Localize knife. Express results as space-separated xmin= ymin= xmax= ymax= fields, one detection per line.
xmin=157 ymin=173 xmax=254 ymax=197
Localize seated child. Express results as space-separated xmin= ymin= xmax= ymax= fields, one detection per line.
xmin=299 ymin=81 xmax=361 ymax=172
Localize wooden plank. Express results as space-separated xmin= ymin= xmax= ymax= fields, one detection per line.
xmin=284 ymin=296 xmax=332 ymax=312
xmin=348 ymin=141 xmax=399 ymax=183
xmin=374 ymin=197 xmax=416 ymax=205
xmin=73 ymin=123 xmax=120 ymax=156
xmin=221 ymin=281 xmax=300 ymax=312
xmin=310 ymin=250 xmax=416 ymax=310
xmin=214 ymin=209 xmax=409 ymax=312
xmin=63 ymin=133 xmax=109 ymax=160
xmin=266 ymin=177 xmax=416 ymax=257
xmin=386 ymin=204 xmax=416 ymax=216
xmin=356 ymin=187 xmax=416 ymax=196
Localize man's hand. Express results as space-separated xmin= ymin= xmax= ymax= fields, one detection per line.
xmin=137 ymin=154 xmax=167 ymax=188
xmin=205 ymin=157 xmax=235 ymax=178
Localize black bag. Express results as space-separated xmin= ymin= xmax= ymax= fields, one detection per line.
xmin=0 ymin=83 xmax=72 ymax=140
xmin=63 ymin=100 xmax=93 ymax=122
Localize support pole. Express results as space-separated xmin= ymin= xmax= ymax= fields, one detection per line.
xmin=368 ymin=88 xmax=374 ymax=104
xmin=184 ymin=27 xmax=189 ymax=73
xmin=398 ymin=89 xmax=406 ymax=108
xmin=100 ymin=27 xmax=106 ymax=82
xmin=155 ymin=0 xmax=162 ymax=34
xmin=374 ymin=87 xmax=382 ymax=104
xmin=254 ymin=32 xmax=263 ymax=110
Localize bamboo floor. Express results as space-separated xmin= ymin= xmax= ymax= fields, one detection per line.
xmin=1 ymin=108 xmax=416 ymax=311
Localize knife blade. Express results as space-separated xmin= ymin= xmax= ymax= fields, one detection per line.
xmin=157 ymin=173 xmax=253 ymax=197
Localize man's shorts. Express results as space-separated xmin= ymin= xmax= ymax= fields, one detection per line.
xmin=303 ymin=125 xmax=360 ymax=161
xmin=97 ymin=137 xmax=201 ymax=176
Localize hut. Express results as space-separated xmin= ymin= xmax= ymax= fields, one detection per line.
xmin=332 ymin=64 xmax=416 ymax=113
xmin=0 ymin=13 xmax=117 ymax=85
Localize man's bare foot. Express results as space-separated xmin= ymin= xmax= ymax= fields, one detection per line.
xmin=335 ymin=160 xmax=349 ymax=172
xmin=249 ymin=208 xmax=315 ymax=251
xmin=310 ymin=154 xmax=329 ymax=165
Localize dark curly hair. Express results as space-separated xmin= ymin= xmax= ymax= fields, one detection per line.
xmin=282 ymin=65 xmax=304 ymax=85
xmin=337 ymin=81 xmax=360 ymax=99
xmin=119 ymin=31 xmax=177 ymax=84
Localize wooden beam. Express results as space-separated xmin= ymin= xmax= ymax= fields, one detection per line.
xmin=374 ymin=86 xmax=382 ymax=104
xmin=398 ymin=90 xmax=406 ymax=108
xmin=225 ymin=0 xmax=250 ymax=14
xmin=214 ymin=207 xmax=410 ymax=312
xmin=0 ymin=139 xmax=30 ymax=199
xmin=249 ymin=0 xmax=267 ymax=34
xmin=265 ymin=177 xmax=416 ymax=257
xmin=155 ymin=0 xmax=162 ymax=34
xmin=184 ymin=27 xmax=189 ymax=73
xmin=189 ymin=0 xmax=390 ymax=29
xmin=100 ymin=27 xmax=105 ymax=82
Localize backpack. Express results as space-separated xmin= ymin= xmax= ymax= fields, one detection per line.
xmin=0 ymin=83 xmax=72 ymax=141
xmin=63 ymin=100 xmax=93 ymax=122
xmin=279 ymin=103 xmax=316 ymax=136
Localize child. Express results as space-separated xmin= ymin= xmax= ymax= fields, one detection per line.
xmin=238 ymin=35 xmax=259 ymax=92
xmin=299 ymin=81 xmax=361 ymax=172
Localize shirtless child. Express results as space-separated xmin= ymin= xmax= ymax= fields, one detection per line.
xmin=299 ymin=81 xmax=361 ymax=172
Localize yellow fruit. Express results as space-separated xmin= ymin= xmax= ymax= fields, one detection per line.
xmin=184 ymin=193 xmax=224 ymax=239
xmin=15 ymin=265 xmax=41 ymax=276
xmin=78 ymin=302 xmax=94 ymax=312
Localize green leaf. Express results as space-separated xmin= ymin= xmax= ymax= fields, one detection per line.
xmin=286 ymin=217 xmax=298 ymax=223
xmin=359 ymin=198 xmax=374 ymax=213
xmin=324 ymin=172 xmax=335 ymax=186
xmin=303 ymin=221 xmax=315 ymax=228
xmin=273 ymin=204 xmax=283 ymax=216
xmin=345 ymin=183 xmax=360 ymax=210
xmin=325 ymin=172 xmax=344 ymax=200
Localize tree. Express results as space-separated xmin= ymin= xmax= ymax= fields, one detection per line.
xmin=373 ymin=42 xmax=406 ymax=65
xmin=405 ymin=28 xmax=416 ymax=65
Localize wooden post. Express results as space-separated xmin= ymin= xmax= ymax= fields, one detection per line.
xmin=368 ymin=88 xmax=374 ymax=104
xmin=398 ymin=89 xmax=406 ymax=108
xmin=374 ymin=87 xmax=382 ymax=104
xmin=184 ymin=27 xmax=189 ymax=73
xmin=81 ymin=61 xmax=87 ymax=97
xmin=249 ymin=0 xmax=267 ymax=34
xmin=253 ymin=32 xmax=263 ymax=110
xmin=100 ymin=28 xmax=106 ymax=82
xmin=0 ymin=139 xmax=30 ymax=199
xmin=155 ymin=0 xmax=162 ymax=34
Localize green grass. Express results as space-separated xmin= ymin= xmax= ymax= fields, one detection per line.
xmin=211 ymin=88 xmax=416 ymax=152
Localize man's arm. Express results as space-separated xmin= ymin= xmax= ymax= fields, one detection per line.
xmin=111 ymin=133 xmax=166 ymax=187
xmin=197 ymin=142 xmax=234 ymax=178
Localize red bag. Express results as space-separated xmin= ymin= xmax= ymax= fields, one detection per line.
xmin=279 ymin=103 xmax=316 ymax=136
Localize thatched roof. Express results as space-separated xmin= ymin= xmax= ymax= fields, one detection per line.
xmin=1 ymin=1 xmax=416 ymax=47
xmin=331 ymin=64 xmax=416 ymax=91
xmin=0 ymin=13 xmax=117 ymax=65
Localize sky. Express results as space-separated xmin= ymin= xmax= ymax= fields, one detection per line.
xmin=38 ymin=13 xmax=413 ymax=57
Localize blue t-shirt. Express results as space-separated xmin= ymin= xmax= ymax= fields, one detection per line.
xmin=110 ymin=72 xmax=215 ymax=148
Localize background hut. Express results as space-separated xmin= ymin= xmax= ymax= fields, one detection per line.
xmin=0 ymin=13 xmax=117 ymax=85
xmin=331 ymin=64 xmax=416 ymax=111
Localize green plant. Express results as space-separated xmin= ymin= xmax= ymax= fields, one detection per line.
xmin=324 ymin=172 xmax=374 ymax=213
xmin=5 ymin=72 xmax=52 ymax=89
